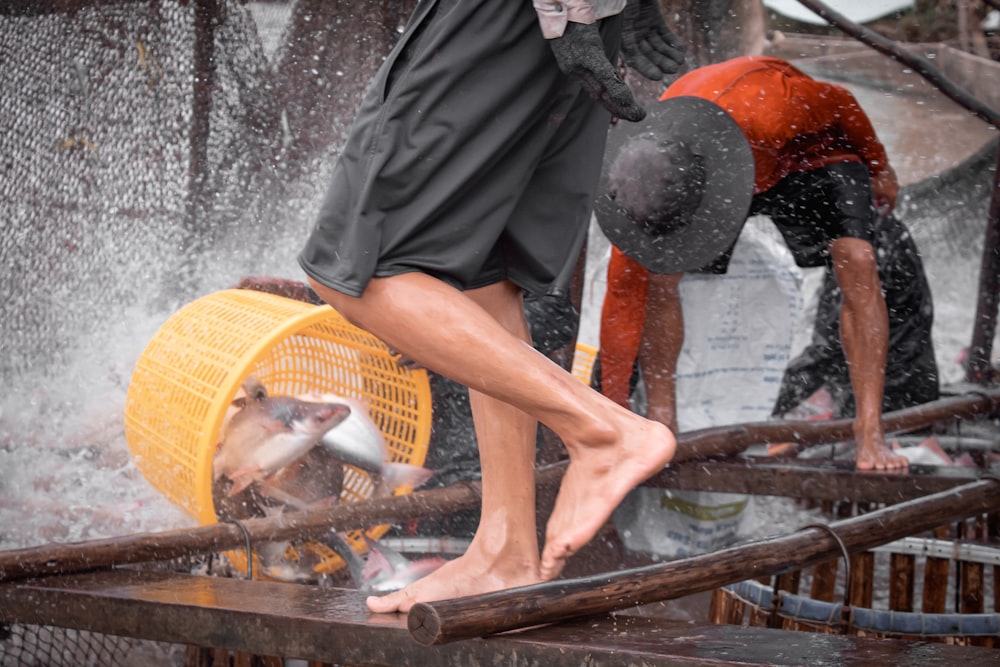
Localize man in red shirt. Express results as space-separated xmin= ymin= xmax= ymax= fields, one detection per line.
xmin=596 ymin=55 xmax=907 ymax=471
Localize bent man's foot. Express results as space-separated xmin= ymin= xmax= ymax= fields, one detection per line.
xmin=365 ymin=548 xmax=542 ymax=614
xmin=856 ymin=435 xmax=909 ymax=472
xmin=540 ymin=416 xmax=675 ymax=580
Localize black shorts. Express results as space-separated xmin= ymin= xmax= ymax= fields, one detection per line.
xmin=299 ymin=0 xmax=620 ymax=298
xmin=700 ymin=161 xmax=878 ymax=274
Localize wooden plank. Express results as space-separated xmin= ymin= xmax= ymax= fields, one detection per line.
xmin=849 ymin=552 xmax=875 ymax=609
xmin=408 ymin=479 xmax=1000 ymax=645
xmin=774 ymin=571 xmax=800 ymax=595
xmin=810 ymin=559 xmax=839 ymax=602
xmin=645 ymin=458 xmax=981 ymax=504
xmin=889 ymin=552 xmax=915 ymax=612
xmin=961 ymin=560 xmax=986 ymax=614
xmin=995 ymin=563 xmax=1000 ymax=612
xmin=707 ymin=588 xmax=728 ymax=624
xmin=2 ymin=569 xmax=995 ymax=667
xmin=1 ymin=459 xmax=983 ymax=586
xmin=922 ymin=556 xmax=951 ymax=613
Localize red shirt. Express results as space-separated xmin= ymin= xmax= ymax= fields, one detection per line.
xmin=600 ymin=56 xmax=891 ymax=409
xmin=661 ymin=55 xmax=890 ymax=194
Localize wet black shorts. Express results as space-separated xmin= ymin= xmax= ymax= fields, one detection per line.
xmin=699 ymin=161 xmax=878 ymax=274
xmin=298 ymin=0 xmax=620 ymax=298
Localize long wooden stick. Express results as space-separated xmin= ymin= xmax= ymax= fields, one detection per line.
xmin=675 ymin=389 xmax=1000 ymax=460
xmin=2 ymin=390 xmax=997 ymax=582
xmin=0 ymin=478 xmax=489 ymax=583
xmin=407 ymin=478 xmax=1000 ymax=645
xmin=795 ymin=0 xmax=1000 ymax=127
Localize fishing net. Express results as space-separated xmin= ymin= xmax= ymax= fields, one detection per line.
xmin=0 ymin=0 xmax=413 ymax=382
xmin=0 ymin=625 xmax=149 ymax=667
xmin=897 ymin=137 xmax=1000 ymax=385
xmin=1 ymin=1 xmax=415 ymax=664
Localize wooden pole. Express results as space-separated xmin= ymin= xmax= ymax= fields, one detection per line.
xmin=407 ymin=478 xmax=1000 ymax=645
xmin=675 ymin=389 xmax=1000 ymax=460
xmin=794 ymin=0 xmax=1000 ymax=127
xmin=966 ymin=147 xmax=1000 ymax=384
xmin=2 ymin=390 xmax=998 ymax=583
xmin=0 ymin=477 xmax=489 ymax=583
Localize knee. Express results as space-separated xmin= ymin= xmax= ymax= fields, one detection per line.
xmin=306 ymin=277 xmax=364 ymax=326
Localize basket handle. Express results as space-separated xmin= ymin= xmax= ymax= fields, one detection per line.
xmin=801 ymin=522 xmax=853 ymax=632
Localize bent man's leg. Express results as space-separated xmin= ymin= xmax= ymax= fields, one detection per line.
xmin=639 ymin=272 xmax=684 ymax=433
xmin=308 ymin=273 xmax=676 ymax=608
xmin=830 ymin=238 xmax=907 ymax=471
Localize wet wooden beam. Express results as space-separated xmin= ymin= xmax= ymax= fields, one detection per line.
xmin=1 ymin=568 xmax=996 ymax=667
xmin=796 ymin=0 xmax=1000 ymax=127
xmin=2 ymin=389 xmax=996 ymax=583
xmin=0 ymin=459 xmax=986 ymax=584
xmin=647 ymin=458 xmax=983 ymax=503
xmin=967 ymin=146 xmax=1000 ymax=383
xmin=0 ymin=458 xmax=984 ymax=584
xmin=407 ymin=479 xmax=1000 ymax=644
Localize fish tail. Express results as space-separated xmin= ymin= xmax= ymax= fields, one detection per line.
xmin=379 ymin=463 xmax=435 ymax=496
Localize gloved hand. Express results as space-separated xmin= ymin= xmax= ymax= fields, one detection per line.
xmin=621 ymin=0 xmax=685 ymax=81
xmin=548 ymin=21 xmax=646 ymax=122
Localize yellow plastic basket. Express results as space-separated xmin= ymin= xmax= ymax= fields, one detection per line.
xmin=572 ymin=342 xmax=598 ymax=385
xmin=124 ymin=288 xmax=432 ymax=576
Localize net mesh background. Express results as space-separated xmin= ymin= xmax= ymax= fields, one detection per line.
xmin=1 ymin=0 xmax=996 ymax=664
xmin=1 ymin=1 xmax=415 ymax=663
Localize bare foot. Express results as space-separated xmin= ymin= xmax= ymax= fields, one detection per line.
xmin=365 ymin=544 xmax=542 ymax=614
xmin=540 ymin=415 xmax=675 ymax=580
xmin=855 ymin=433 xmax=909 ymax=472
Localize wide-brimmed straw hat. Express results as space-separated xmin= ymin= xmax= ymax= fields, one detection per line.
xmin=595 ymin=96 xmax=755 ymax=274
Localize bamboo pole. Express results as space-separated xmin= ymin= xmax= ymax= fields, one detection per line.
xmin=0 ymin=477 xmax=488 ymax=583
xmin=675 ymin=389 xmax=1000 ymax=460
xmin=2 ymin=390 xmax=998 ymax=583
xmin=407 ymin=478 xmax=1000 ymax=645
xmin=795 ymin=0 xmax=1000 ymax=127
xmin=966 ymin=148 xmax=1000 ymax=383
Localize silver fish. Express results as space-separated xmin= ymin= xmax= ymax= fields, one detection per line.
xmin=213 ymin=395 xmax=351 ymax=497
xmin=299 ymin=393 xmax=434 ymax=497
xmin=219 ymin=374 xmax=269 ymax=438
xmin=259 ymin=445 xmax=345 ymax=510
xmin=323 ymin=532 xmax=446 ymax=593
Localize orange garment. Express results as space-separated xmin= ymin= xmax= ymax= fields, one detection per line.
xmin=600 ymin=245 xmax=648 ymax=407
xmin=599 ymin=55 xmax=891 ymax=405
xmin=662 ymin=56 xmax=890 ymax=194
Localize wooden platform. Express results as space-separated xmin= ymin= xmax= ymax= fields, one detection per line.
xmin=3 ymin=568 xmax=999 ymax=666
xmin=2 ymin=453 xmax=998 ymax=664
xmin=646 ymin=457 xmax=985 ymax=503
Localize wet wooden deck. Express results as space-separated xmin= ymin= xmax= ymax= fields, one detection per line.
xmin=3 ymin=568 xmax=999 ymax=666
xmin=2 ymin=458 xmax=998 ymax=664
xmin=645 ymin=456 xmax=985 ymax=503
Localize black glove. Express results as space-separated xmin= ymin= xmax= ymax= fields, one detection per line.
xmin=548 ymin=21 xmax=646 ymax=122
xmin=621 ymin=0 xmax=686 ymax=81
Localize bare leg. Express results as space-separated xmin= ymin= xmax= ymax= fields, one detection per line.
xmin=638 ymin=272 xmax=684 ymax=433
xmin=308 ymin=274 xmax=675 ymax=607
xmin=830 ymin=238 xmax=907 ymax=471
xmin=367 ymin=282 xmax=542 ymax=612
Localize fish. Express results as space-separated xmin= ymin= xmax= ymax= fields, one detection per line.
xmin=220 ymin=374 xmax=269 ymax=437
xmin=298 ymin=393 xmax=434 ymax=498
xmin=213 ymin=394 xmax=351 ymax=497
xmin=249 ymin=507 xmax=333 ymax=584
xmin=258 ymin=445 xmax=345 ymax=510
xmin=323 ymin=532 xmax=447 ymax=593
